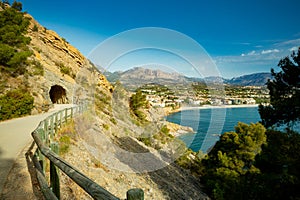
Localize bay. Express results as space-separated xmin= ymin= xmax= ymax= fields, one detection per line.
xmin=166 ymin=106 xmax=261 ymax=153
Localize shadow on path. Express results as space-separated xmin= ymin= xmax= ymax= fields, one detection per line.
xmin=0 ymin=148 xmax=15 ymax=197
xmin=25 ymin=142 xmax=45 ymax=200
xmin=0 ymin=143 xmax=44 ymax=200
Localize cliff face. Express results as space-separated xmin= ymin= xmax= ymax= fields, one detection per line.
xmin=24 ymin=13 xmax=112 ymax=113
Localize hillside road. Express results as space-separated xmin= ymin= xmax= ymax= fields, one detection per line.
xmin=0 ymin=104 xmax=75 ymax=195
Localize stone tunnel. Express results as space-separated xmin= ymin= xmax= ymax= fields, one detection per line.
xmin=49 ymin=85 xmax=68 ymax=104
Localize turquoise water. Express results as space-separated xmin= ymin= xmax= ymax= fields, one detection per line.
xmin=166 ymin=106 xmax=261 ymax=153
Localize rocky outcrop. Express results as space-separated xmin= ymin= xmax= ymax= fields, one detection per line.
xmin=23 ymin=14 xmax=112 ymax=113
xmin=165 ymin=121 xmax=195 ymax=137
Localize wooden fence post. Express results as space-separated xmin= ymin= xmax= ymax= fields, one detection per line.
xmin=37 ymin=129 xmax=46 ymax=174
xmin=60 ymin=111 xmax=63 ymax=127
xmin=50 ymin=142 xmax=60 ymax=199
xmin=50 ymin=115 xmax=54 ymax=140
xmin=44 ymin=119 xmax=48 ymax=145
xmin=54 ymin=113 xmax=58 ymax=134
xmin=126 ymin=188 xmax=144 ymax=200
xmin=65 ymin=109 xmax=68 ymax=123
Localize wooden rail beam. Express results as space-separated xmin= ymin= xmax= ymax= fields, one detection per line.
xmin=32 ymin=130 xmax=120 ymax=200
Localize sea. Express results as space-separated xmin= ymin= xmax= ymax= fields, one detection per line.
xmin=166 ymin=106 xmax=261 ymax=153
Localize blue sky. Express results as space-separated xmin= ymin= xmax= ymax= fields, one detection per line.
xmin=21 ymin=0 xmax=300 ymax=78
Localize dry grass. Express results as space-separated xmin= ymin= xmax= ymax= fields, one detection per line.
xmin=56 ymin=120 xmax=76 ymax=155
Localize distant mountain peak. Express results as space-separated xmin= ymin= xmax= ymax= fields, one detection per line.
xmin=226 ymin=72 xmax=272 ymax=86
xmin=104 ymin=67 xmax=272 ymax=87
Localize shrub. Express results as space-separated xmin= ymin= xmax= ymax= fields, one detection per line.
xmin=110 ymin=117 xmax=117 ymax=125
xmin=57 ymin=120 xmax=76 ymax=155
xmin=129 ymin=90 xmax=148 ymax=122
xmin=30 ymin=60 xmax=44 ymax=76
xmin=201 ymin=122 xmax=266 ymax=199
xmin=0 ymin=5 xmax=31 ymax=76
xmin=0 ymin=43 xmax=14 ymax=64
xmin=32 ymin=24 xmax=38 ymax=32
xmin=61 ymin=37 xmax=68 ymax=43
xmin=59 ymin=135 xmax=71 ymax=155
xmin=12 ymin=1 xmax=22 ymax=11
xmin=0 ymin=89 xmax=34 ymax=121
xmin=138 ymin=137 xmax=151 ymax=146
xmin=103 ymin=124 xmax=109 ymax=130
xmin=175 ymin=149 xmax=202 ymax=174
xmin=56 ymin=62 xmax=75 ymax=78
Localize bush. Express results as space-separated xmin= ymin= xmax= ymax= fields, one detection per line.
xmin=138 ymin=125 xmax=174 ymax=149
xmin=175 ymin=149 xmax=203 ymax=174
xmin=201 ymin=122 xmax=266 ymax=199
xmin=12 ymin=1 xmax=22 ymax=11
xmin=110 ymin=117 xmax=117 ymax=125
xmin=0 ymin=89 xmax=34 ymax=121
xmin=30 ymin=60 xmax=44 ymax=76
xmin=56 ymin=62 xmax=75 ymax=78
xmin=0 ymin=43 xmax=14 ymax=65
xmin=59 ymin=135 xmax=71 ymax=155
xmin=103 ymin=124 xmax=109 ymax=130
xmin=0 ymin=5 xmax=31 ymax=76
xmin=60 ymin=65 xmax=70 ymax=75
xmin=129 ymin=90 xmax=148 ymax=122
xmin=57 ymin=120 xmax=76 ymax=155
xmin=138 ymin=137 xmax=151 ymax=146
xmin=32 ymin=24 xmax=38 ymax=32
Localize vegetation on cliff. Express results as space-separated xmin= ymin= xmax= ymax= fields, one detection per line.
xmin=201 ymin=122 xmax=266 ymax=199
xmin=129 ymin=89 xmax=149 ymax=122
xmin=0 ymin=89 xmax=34 ymax=120
xmin=0 ymin=1 xmax=35 ymax=120
xmin=0 ymin=1 xmax=31 ymax=76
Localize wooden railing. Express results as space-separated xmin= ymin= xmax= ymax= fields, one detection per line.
xmin=31 ymin=105 xmax=144 ymax=200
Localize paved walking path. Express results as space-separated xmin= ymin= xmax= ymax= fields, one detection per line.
xmin=0 ymin=104 xmax=75 ymax=198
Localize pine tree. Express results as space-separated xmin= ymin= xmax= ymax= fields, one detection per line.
xmin=12 ymin=1 xmax=22 ymax=11
xmin=259 ymin=47 xmax=300 ymax=128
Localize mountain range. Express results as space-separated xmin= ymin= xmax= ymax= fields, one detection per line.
xmin=103 ymin=67 xmax=272 ymax=87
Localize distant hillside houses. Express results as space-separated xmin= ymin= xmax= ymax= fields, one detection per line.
xmin=146 ymin=95 xmax=180 ymax=108
xmin=209 ymin=98 xmax=256 ymax=106
xmin=146 ymin=93 xmax=257 ymax=108
xmin=140 ymin=83 xmax=266 ymax=108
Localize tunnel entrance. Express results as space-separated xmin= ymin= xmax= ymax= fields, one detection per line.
xmin=49 ymin=85 xmax=68 ymax=104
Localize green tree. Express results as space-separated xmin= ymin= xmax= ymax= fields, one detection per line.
xmin=248 ymin=129 xmax=300 ymax=200
xmin=0 ymin=89 xmax=34 ymax=121
xmin=129 ymin=89 xmax=148 ymax=121
xmin=201 ymin=122 xmax=266 ymax=200
xmin=259 ymin=47 xmax=300 ymax=128
xmin=0 ymin=5 xmax=31 ymax=75
xmin=12 ymin=1 xmax=22 ymax=11
xmin=3 ymin=0 xmax=10 ymax=5
xmin=0 ymin=43 xmax=14 ymax=65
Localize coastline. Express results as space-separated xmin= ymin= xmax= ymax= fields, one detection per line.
xmin=163 ymin=104 xmax=259 ymax=138
xmin=179 ymin=104 xmax=259 ymax=111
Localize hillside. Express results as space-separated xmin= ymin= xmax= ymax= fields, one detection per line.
xmin=0 ymin=4 xmax=209 ymax=200
xmin=104 ymin=67 xmax=187 ymax=90
xmin=226 ymin=72 xmax=272 ymax=86
xmin=105 ymin=67 xmax=271 ymax=88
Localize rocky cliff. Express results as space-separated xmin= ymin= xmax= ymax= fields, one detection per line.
xmin=23 ymin=13 xmax=112 ymax=113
